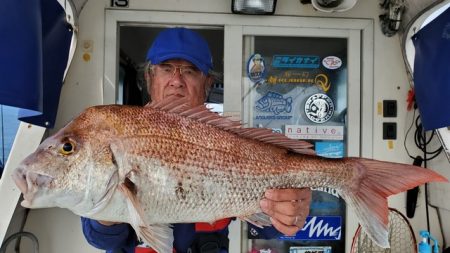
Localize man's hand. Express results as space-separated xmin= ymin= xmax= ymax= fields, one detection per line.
xmin=260 ymin=188 xmax=312 ymax=236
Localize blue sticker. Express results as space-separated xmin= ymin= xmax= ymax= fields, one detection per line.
xmin=289 ymin=246 xmax=332 ymax=253
xmin=247 ymin=53 xmax=266 ymax=83
xmin=272 ymin=55 xmax=320 ymax=68
xmin=255 ymin=91 xmax=292 ymax=115
xmin=280 ymin=216 xmax=342 ymax=241
xmin=316 ymin=142 xmax=344 ymax=158
xmin=310 ymin=201 xmax=339 ymax=210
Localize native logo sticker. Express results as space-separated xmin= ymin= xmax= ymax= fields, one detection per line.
xmin=305 ymin=93 xmax=335 ymax=123
xmin=322 ymin=56 xmax=342 ymax=70
xmin=256 ymin=91 xmax=292 ymax=115
xmin=247 ymin=53 xmax=266 ymax=83
xmin=285 ymin=125 xmax=344 ymax=140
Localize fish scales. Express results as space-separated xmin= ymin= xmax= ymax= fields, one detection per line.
xmin=12 ymin=101 xmax=448 ymax=253
xmin=83 ymin=106 xmax=352 ymax=224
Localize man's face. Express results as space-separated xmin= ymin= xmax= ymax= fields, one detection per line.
xmin=147 ymin=59 xmax=211 ymax=107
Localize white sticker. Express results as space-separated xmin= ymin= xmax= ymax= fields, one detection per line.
xmin=285 ymin=125 xmax=344 ymax=140
xmin=322 ymin=56 xmax=342 ymax=70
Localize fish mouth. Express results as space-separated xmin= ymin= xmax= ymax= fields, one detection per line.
xmin=12 ymin=167 xmax=54 ymax=206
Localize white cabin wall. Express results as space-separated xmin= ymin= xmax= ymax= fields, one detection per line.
xmin=17 ymin=0 xmax=449 ymax=252
xmin=51 ymin=0 xmax=108 ymax=131
xmin=20 ymin=1 xmax=108 ymax=252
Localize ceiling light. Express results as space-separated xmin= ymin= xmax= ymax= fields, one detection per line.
xmin=311 ymin=0 xmax=358 ymax=12
xmin=232 ymin=0 xmax=277 ymax=15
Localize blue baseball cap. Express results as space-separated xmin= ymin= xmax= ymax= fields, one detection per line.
xmin=146 ymin=28 xmax=213 ymax=75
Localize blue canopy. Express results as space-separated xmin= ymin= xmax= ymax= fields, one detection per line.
xmin=0 ymin=0 xmax=73 ymax=128
xmin=413 ymin=6 xmax=450 ymax=131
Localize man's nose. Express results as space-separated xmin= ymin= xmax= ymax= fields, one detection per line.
xmin=169 ymin=70 xmax=186 ymax=86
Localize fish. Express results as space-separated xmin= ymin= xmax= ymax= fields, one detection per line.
xmin=12 ymin=98 xmax=447 ymax=253
xmin=256 ymin=91 xmax=293 ymax=115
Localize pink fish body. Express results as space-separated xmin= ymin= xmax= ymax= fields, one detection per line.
xmin=12 ymin=99 xmax=448 ymax=252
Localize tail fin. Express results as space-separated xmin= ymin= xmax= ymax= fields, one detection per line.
xmin=341 ymin=158 xmax=447 ymax=248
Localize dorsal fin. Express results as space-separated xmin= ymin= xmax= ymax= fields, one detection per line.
xmin=147 ymin=98 xmax=315 ymax=155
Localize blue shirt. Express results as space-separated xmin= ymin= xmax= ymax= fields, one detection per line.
xmin=81 ymin=217 xmax=282 ymax=253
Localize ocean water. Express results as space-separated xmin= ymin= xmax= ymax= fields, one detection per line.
xmin=0 ymin=105 xmax=21 ymax=173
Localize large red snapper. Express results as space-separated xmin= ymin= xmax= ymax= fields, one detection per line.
xmin=12 ymin=99 xmax=447 ymax=253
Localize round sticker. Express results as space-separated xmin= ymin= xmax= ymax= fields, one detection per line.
xmin=322 ymin=56 xmax=342 ymax=70
xmin=247 ymin=53 xmax=266 ymax=83
xmin=305 ymin=93 xmax=335 ymax=123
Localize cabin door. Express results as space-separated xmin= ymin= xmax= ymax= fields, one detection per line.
xmin=104 ymin=10 xmax=373 ymax=252
xmin=234 ymin=26 xmax=360 ymax=253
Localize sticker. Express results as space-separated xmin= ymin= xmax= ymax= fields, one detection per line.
xmin=249 ymin=227 xmax=259 ymax=237
xmin=285 ymin=125 xmax=344 ymax=140
xmin=271 ymin=128 xmax=282 ymax=133
xmin=266 ymin=72 xmax=331 ymax=92
xmin=377 ymin=101 xmax=383 ymax=115
xmin=322 ymin=56 xmax=342 ymax=70
xmin=311 ymin=187 xmax=340 ymax=199
xmin=280 ymin=216 xmax=342 ymax=240
xmin=315 ymin=74 xmax=331 ymax=92
xmin=247 ymin=53 xmax=266 ymax=83
xmin=310 ymin=201 xmax=339 ymax=210
xmin=289 ymin=246 xmax=332 ymax=253
xmin=272 ymin=55 xmax=320 ymax=68
xmin=82 ymin=40 xmax=93 ymax=52
xmin=258 ymin=249 xmax=274 ymax=253
xmin=388 ymin=140 xmax=394 ymax=149
xmin=82 ymin=40 xmax=93 ymax=62
xmin=305 ymin=94 xmax=335 ymax=123
xmin=255 ymin=91 xmax=292 ymax=115
xmin=315 ymin=141 xmax=344 ymax=158
xmin=255 ymin=115 xmax=293 ymax=120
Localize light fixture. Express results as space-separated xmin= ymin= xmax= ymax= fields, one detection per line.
xmin=232 ymin=0 xmax=277 ymax=15
xmin=311 ymin=0 xmax=358 ymax=12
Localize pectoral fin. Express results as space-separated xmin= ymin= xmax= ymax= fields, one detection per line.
xmin=240 ymin=213 xmax=272 ymax=228
xmin=119 ymin=178 xmax=174 ymax=253
xmin=139 ymin=224 xmax=174 ymax=253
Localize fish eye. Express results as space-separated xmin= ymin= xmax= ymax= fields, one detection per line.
xmin=59 ymin=139 xmax=76 ymax=155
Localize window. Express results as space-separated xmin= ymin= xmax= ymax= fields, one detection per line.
xmin=0 ymin=105 xmax=20 ymax=178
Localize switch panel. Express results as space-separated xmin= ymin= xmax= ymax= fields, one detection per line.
xmin=383 ymin=122 xmax=397 ymax=140
xmin=383 ymin=100 xmax=397 ymax=117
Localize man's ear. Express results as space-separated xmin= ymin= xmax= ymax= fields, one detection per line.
xmin=204 ymin=75 xmax=214 ymax=99
xmin=206 ymin=75 xmax=214 ymax=90
xmin=145 ymin=70 xmax=152 ymax=96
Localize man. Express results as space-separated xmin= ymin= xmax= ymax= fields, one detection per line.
xmin=82 ymin=27 xmax=312 ymax=253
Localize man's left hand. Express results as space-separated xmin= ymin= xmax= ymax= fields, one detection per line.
xmin=260 ymin=188 xmax=312 ymax=236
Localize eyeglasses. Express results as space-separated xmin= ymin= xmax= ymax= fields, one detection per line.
xmin=152 ymin=63 xmax=204 ymax=81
